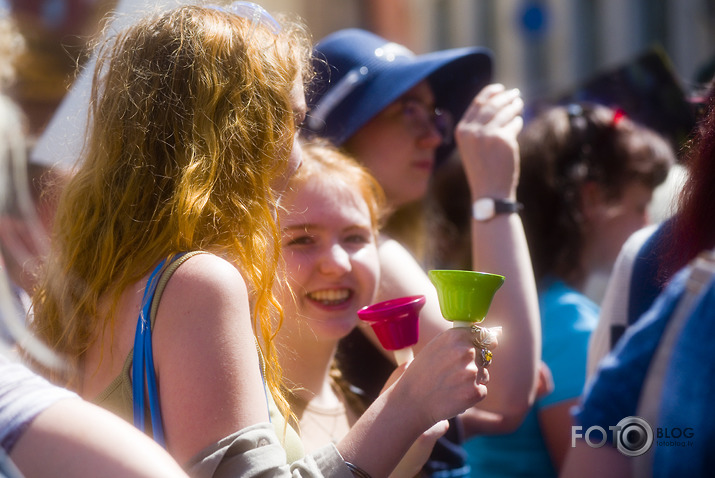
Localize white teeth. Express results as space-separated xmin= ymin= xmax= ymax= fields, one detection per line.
xmin=307 ymin=289 xmax=350 ymax=304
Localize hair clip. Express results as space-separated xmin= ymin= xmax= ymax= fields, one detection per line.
xmin=566 ymin=103 xmax=588 ymax=132
xmin=566 ymin=103 xmax=583 ymax=118
xmin=612 ymin=108 xmax=626 ymax=126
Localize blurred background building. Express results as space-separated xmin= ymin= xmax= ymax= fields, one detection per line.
xmin=279 ymin=0 xmax=715 ymax=104
xmin=4 ymin=0 xmax=715 ymax=141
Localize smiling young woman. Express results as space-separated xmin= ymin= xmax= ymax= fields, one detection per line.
xmin=275 ymin=140 xmax=494 ymax=477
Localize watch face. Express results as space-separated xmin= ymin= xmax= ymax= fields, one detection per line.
xmin=473 ymin=198 xmax=495 ymax=221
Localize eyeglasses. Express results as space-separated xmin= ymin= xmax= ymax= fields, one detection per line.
xmin=397 ymin=98 xmax=454 ymax=146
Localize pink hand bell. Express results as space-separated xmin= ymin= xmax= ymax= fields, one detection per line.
xmin=357 ymin=295 xmax=425 ymax=365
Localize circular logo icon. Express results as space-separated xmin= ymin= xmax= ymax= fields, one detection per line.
xmin=615 ymin=416 xmax=653 ymax=457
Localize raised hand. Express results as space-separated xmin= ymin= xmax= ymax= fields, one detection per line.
xmin=455 ymin=83 xmax=524 ymax=200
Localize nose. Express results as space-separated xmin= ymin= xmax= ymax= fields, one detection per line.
xmin=319 ymin=243 xmax=351 ymax=276
xmin=416 ymin=123 xmax=444 ymax=150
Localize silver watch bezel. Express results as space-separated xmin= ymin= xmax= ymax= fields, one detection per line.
xmin=472 ymin=197 xmax=496 ymax=221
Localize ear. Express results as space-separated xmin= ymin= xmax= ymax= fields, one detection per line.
xmin=579 ymin=181 xmax=608 ymax=223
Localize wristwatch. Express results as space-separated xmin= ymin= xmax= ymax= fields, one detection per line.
xmin=472 ymin=197 xmax=523 ymax=222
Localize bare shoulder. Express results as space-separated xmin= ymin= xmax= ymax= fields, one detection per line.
xmin=152 ymin=252 xmax=252 ymax=341
xmin=148 ymin=252 xmax=269 ymax=461
xmin=375 ymin=234 xmax=445 ymax=326
xmin=161 ymin=253 xmax=249 ymax=312
xmin=165 ymin=252 xmax=248 ymax=297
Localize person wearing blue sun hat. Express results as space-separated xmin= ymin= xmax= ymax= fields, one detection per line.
xmin=302 ymin=29 xmax=542 ymax=478
xmin=305 ymin=28 xmax=492 ymax=164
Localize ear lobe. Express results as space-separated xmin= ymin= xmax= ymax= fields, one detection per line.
xmin=579 ymin=181 xmax=607 ymax=223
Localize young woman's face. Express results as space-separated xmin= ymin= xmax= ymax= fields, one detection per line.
xmin=278 ymin=175 xmax=380 ymax=341
xmin=344 ymin=81 xmax=444 ymax=208
xmin=587 ymin=180 xmax=653 ymax=269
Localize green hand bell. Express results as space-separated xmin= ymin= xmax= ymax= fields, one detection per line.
xmin=428 ymin=270 xmax=505 ymax=327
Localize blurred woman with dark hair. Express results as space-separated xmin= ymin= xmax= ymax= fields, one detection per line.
xmin=564 ymin=85 xmax=715 ymax=478
xmin=465 ymin=102 xmax=674 ymax=477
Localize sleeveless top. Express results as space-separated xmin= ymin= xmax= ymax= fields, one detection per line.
xmin=93 ymin=251 xmax=305 ymax=463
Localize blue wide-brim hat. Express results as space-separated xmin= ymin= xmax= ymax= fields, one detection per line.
xmin=304 ymin=28 xmax=493 ymax=162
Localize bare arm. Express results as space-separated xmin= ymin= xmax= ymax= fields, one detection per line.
xmin=538 ymin=400 xmax=579 ymax=472
xmin=561 ymin=439 xmax=630 ymax=478
xmin=11 ymin=398 xmax=189 ymax=478
xmin=378 ymin=360 xmax=451 ymax=478
xmin=152 ymin=254 xmax=272 ymax=464
xmin=456 ymin=83 xmax=540 ymax=429
xmin=460 ymin=360 xmax=553 ymax=436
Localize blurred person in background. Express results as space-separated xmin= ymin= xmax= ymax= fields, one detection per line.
xmin=464 ymin=102 xmax=673 ymax=477
xmin=564 ymin=82 xmax=715 ymax=478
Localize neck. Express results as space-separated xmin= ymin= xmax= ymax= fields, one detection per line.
xmin=578 ymin=235 xmax=603 ymax=291
xmin=277 ymin=326 xmax=340 ymax=406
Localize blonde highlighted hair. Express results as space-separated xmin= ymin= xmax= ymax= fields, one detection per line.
xmin=31 ymin=4 xmax=312 ymax=416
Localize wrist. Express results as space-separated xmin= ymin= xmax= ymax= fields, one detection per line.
xmin=345 ymin=461 xmax=372 ymax=478
xmin=472 ymin=197 xmax=523 ymax=222
xmin=380 ymin=378 xmax=435 ymax=436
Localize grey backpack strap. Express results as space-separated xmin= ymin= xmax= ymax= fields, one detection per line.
xmin=633 ymin=249 xmax=715 ymax=478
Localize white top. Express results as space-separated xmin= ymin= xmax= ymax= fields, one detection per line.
xmin=586 ymin=224 xmax=658 ymax=378
xmin=0 ymin=355 xmax=77 ymax=453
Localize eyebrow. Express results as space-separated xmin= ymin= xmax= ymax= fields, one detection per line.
xmin=283 ymin=223 xmax=315 ymax=232
xmin=282 ymin=223 xmax=372 ymax=233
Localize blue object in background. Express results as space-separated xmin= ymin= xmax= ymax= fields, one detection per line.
xmin=519 ymin=1 xmax=550 ymax=38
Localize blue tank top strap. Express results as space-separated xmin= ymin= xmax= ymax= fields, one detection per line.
xmin=131 ymin=251 xmax=272 ymax=447
xmin=132 ymin=253 xmax=190 ymax=447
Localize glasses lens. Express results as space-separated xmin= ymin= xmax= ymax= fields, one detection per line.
xmin=434 ymin=108 xmax=454 ymax=145
xmin=401 ymin=99 xmax=453 ymax=146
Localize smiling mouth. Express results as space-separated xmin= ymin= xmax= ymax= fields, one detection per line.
xmin=307 ymin=289 xmax=352 ymax=306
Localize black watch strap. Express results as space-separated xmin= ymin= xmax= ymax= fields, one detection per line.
xmin=472 ymin=197 xmax=523 ymax=221
xmin=494 ymin=198 xmax=523 ymax=214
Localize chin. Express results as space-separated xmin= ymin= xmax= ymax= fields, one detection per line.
xmin=316 ymin=322 xmax=359 ymax=342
